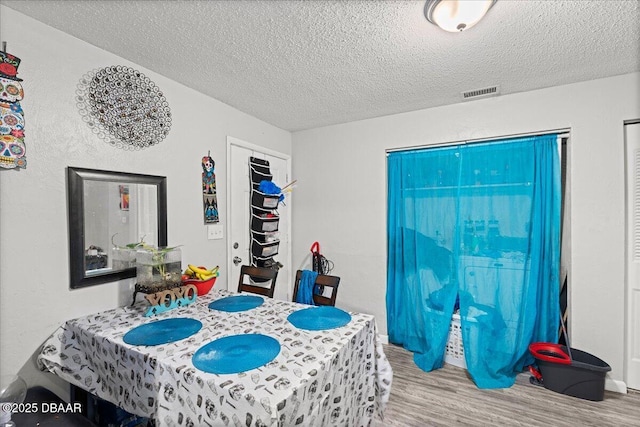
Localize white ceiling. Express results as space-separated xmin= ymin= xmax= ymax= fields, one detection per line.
xmin=2 ymin=0 xmax=639 ymax=132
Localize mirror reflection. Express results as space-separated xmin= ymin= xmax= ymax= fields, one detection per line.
xmin=83 ymin=180 xmax=159 ymax=276
xmin=67 ymin=167 xmax=167 ymax=289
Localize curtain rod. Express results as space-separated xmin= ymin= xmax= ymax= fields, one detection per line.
xmin=386 ymin=127 xmax=571 ymax=154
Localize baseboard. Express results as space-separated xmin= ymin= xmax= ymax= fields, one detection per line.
xmin=605 ymin=378 xmax=627 ymax=394
xmin=379 ymin=334 xmax=389 ymax=345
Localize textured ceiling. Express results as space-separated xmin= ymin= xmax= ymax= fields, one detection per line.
xmin=2 ymin=0 xmax=639 ymax=132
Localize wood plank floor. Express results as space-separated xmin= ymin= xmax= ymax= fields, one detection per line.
xmin=379 ymin=344 xmax=640 ymax=427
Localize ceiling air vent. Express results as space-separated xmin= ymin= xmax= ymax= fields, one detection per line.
xmin=461 ymin=85 xmax=500 ymax=100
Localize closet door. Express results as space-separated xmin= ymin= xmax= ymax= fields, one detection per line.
xmin=626 ymin=122 xmax=640 ymax=390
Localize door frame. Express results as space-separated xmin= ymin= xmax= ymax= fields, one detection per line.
xmin=226 ymin=136 xmax=292 ymax=296
xmin=625 ymin=120 xmax=640 ymax=391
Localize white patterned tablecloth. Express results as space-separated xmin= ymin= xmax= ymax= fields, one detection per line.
xmin=37 ymin=289 xmax=393 ymax=426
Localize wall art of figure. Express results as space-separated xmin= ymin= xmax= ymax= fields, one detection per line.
xmin=203 ymin=195 xmax=218 ymax=224
xmin=0 ymin=50 xmax=26 ymax=169
xmin=202 ymin=154 xmax=219 ymax=223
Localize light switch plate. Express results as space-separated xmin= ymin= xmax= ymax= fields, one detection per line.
xmin=207 ymin=224 xmax=224 ymax=240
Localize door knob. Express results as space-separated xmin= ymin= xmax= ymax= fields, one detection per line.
xmin=233 ymin=256 xmax=242 ymax=266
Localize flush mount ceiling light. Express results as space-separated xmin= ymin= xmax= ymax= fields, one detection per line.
xmin=425 ymin=0 xmax=497 ymax=32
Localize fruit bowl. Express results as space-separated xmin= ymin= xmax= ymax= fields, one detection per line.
xmin=182 ymin=276 xmax=217 ymax=296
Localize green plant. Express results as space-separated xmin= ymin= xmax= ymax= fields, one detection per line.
xmin=112 ymin=233 xmax=180 ymax=281
xmin=111 ymin=233 xmax=147 ymax=250
xmin=140 ymin=244 xmax=181 ymax=280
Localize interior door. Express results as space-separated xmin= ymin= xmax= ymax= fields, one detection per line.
xmin=625 ymin=122 xmax=640 ymax=390
xmin=227 ymin=137 xmax=291 ymax=301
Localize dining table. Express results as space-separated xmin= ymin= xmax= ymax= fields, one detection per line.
xmin=37 ymin=288 xmax=393 ymax=426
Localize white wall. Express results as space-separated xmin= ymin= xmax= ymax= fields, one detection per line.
xmin=292 ymin=72 xmax=640 ymax=387
xmin=0 ymin=6 xmax=290 ymax=395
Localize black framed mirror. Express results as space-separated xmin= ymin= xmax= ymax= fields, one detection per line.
xmin=67 ymin=167 xmax=167 ymax=289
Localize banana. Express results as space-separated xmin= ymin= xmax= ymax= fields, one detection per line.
xmin=187 ymin=264 xmax=219 ymax=280
xmin=188 ymin=264 xmax=209 ymax=275
xmin=198 ymin=272 xmax=215 ymax=281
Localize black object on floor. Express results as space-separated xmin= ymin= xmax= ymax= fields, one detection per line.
xmin=529 ymin=343 xmax=611 ymax=401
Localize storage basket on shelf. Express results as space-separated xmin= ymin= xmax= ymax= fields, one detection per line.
xmin=250 ymin=164 xmax=272 ymax=183
xmin=251 ymin=213 xmax=279 ymax=232
xmin=251 ymin=239 xmax=279 ymax=258
xmin=252 ymin=230 xmax=279 ymax=243
xmin=251 ymin=190 xmax=280 ymax=209
xmin=249 ymin=158 xmax=271 ymax=174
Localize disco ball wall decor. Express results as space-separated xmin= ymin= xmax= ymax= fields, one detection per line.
xmin=76 ymin=66 xmax=172 ymax=150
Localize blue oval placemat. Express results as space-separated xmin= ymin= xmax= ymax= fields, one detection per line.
xmin=123 ymin=318 xmax=202 ymax=346
xmin=208 ymin=295 xmax=264 ymax=312
xmin=287 ymin=306 xmax=352 ymax=331
xmin=192 ymin=334 xmax=280 ymax=374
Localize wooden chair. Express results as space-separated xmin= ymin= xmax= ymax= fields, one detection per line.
xmin=292 ymin=270 xmax=341 ymax=306
xmin=237 ymin=265 xmax=278 ymax=298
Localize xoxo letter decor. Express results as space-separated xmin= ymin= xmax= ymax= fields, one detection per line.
xmin=144 ymin=284 xmax=197 ymax=317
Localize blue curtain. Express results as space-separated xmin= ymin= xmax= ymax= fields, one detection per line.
xmin=386 ymin=135 xmax=561 ymax=388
